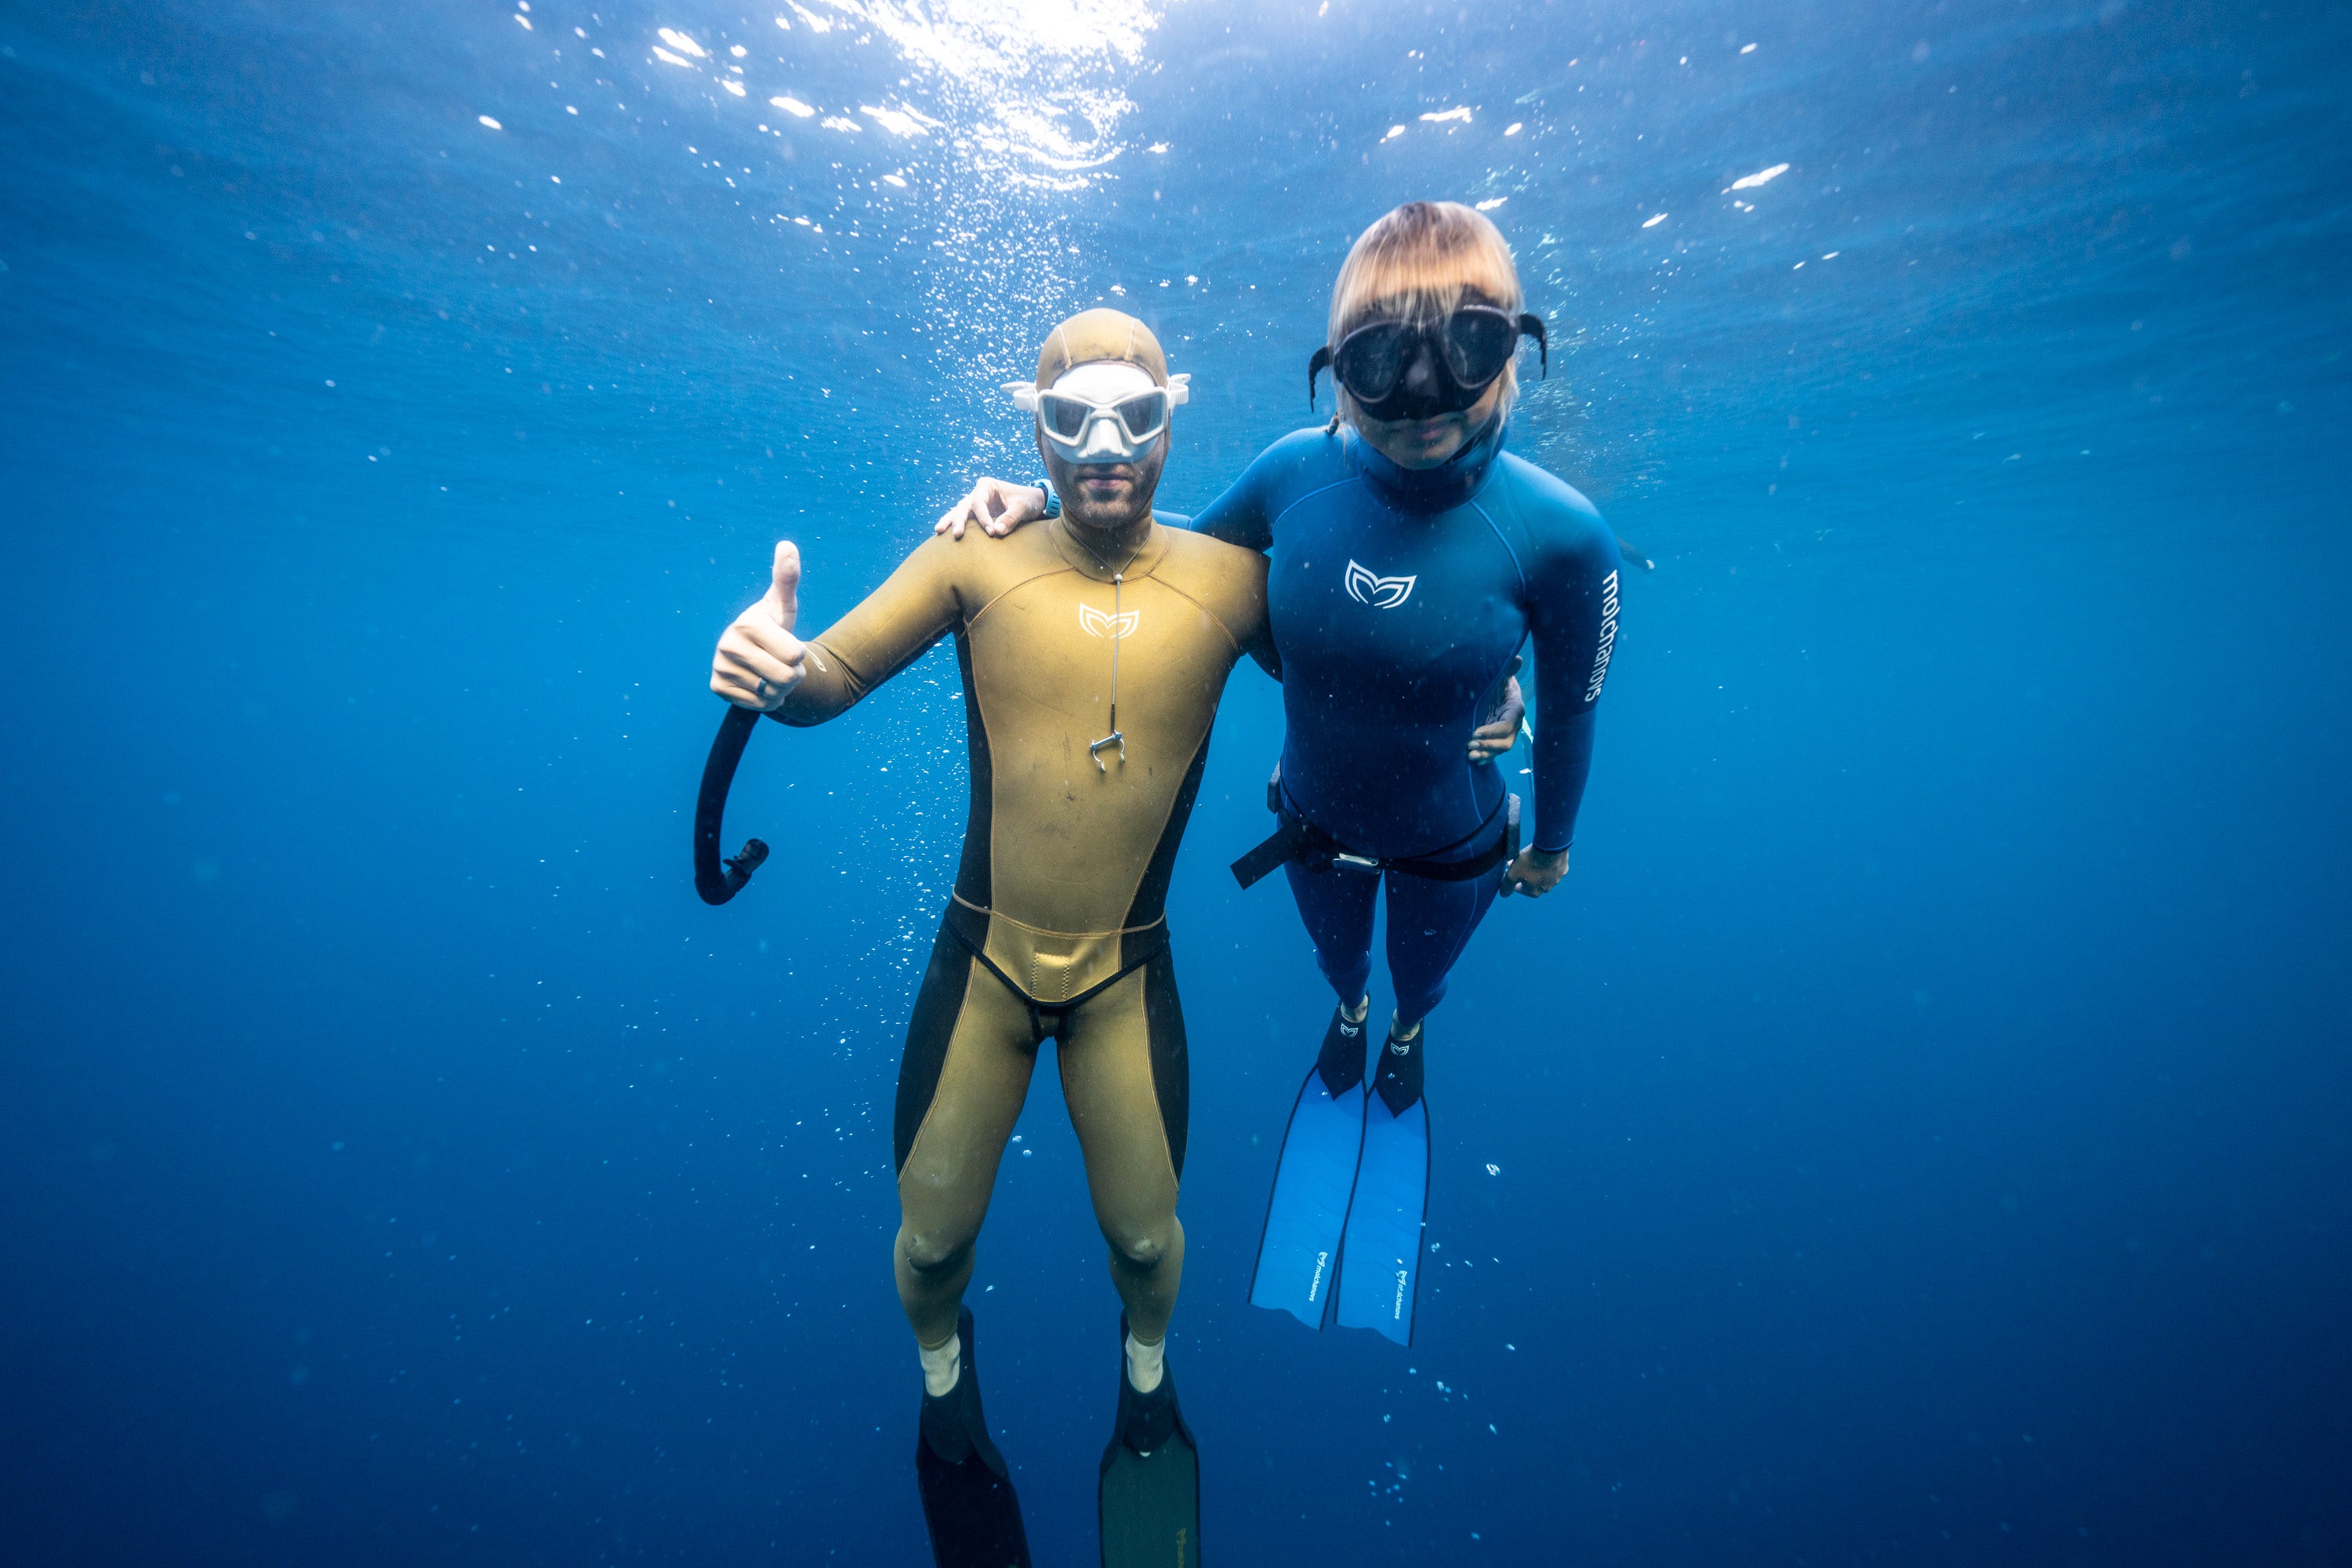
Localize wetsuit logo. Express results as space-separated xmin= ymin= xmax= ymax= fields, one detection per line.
xmin=1583 ymin=569 xmax=1620 ymax=703
xmin=1078 ymin=604 xmax=1139 ymax=640
xmin=1344 ymin=560 xmax=1417 ymax=609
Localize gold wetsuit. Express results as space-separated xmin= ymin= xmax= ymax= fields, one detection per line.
xmin=775 ymin=514 xmax=1271 ymax=1352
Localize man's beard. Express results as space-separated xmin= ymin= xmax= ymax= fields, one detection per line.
xmin=1054 ymin=449 xmax=1163 ymax=532
xmin=1062 ymin=485 xmax=1145 ymax=531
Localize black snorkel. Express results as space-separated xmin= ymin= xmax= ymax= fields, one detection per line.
xmin=693 ymin=704 xmax=771 ymax=905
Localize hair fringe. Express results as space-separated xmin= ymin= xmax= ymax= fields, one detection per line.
xmin=1329 ymin=201 xmax=1523 ymax=341
xmin=1327 ymin=201 xmax=1525 ymax=418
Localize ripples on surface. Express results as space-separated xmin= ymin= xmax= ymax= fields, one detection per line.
xmin=5 ymin=0 xmax=2343 ymax=558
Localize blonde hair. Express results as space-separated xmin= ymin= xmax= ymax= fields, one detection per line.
xmin=1328 ymin=201 xmax=1526 ymax=416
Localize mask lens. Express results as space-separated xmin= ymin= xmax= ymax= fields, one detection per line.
xmin=1333 ymin=321 xmax=1414 ymax=402
xmin=1112 ymin=391 xmax=1167 ymax=441
xmin=1443 ymin=309 xmax=1518 ymax=388
xmin=1040 ymin=393 xmax=1092 ymax=443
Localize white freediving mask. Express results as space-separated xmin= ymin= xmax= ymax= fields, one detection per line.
xmin=1004 ymin=361 xmax=1190 ymax=465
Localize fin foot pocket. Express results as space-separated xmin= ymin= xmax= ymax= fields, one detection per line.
xmin=916 ymin=1307 xmax=1032 ymax=1567
xmin=1100 ymin=1315 xmax=1200 ymax=1567
xmin=1315 ymin=1003 xmax=1370 ymax=1098
xmin=1373 ymin=1018 xmax=1424 ymax=1116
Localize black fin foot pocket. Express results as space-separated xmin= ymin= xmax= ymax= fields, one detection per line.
xmin=916 ymin=1306 xmax=1032 ymax=1568
xmin=1314 ymin=1004 xmax=1370 ymax=1098
xmin=1100 ymin=1315 xmax=1200 ymax=1567
xmin=1374 ymin=1020 xmax=1425 ymax=1116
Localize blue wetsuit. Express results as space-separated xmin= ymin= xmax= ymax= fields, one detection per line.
xmin=1193 ymin=418 xmax=1621 ymax=1022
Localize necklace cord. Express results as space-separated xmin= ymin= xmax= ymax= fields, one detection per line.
xmin=1065 ymin=518 xmax=1142 ymax=771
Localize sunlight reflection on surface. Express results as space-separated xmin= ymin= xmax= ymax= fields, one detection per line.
xmin=648 ymin=0 xmax=1169 ymax=410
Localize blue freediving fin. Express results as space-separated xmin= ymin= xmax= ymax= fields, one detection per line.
xmin=1249 ymin=1005 xmax=1370 ymax=1328
xmin=1335 ymin=1021 xmax=1429 ymax=1346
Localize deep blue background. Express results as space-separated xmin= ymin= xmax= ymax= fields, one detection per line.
xmin=3 ymin=0 xmax=2348 ymax=1562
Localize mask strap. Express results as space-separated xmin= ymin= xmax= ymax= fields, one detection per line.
xmin=1516 ymin=313 xmax=1548 ymax=379
xmin=1308 ymin=346 xmax=1333 ymax=408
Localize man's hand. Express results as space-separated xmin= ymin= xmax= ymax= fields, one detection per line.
xmin=710 ymin=541 xmax=807 ymax=711
xmin=935 ymin=477 xmax=1049 ymax=540
xmin=1469 ymin=658 xmax=1526 ymax=763
xmin=1501 ymin=845 xmax=1569 ymax=898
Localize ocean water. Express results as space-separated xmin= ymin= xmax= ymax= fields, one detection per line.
xmin=4 ymin=0 xmax=2349 ymax=1562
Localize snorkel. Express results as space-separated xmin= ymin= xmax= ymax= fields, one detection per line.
xmin=695 ymin=705 xmax=769 ymax=905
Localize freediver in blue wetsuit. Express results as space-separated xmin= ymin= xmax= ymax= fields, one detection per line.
xmin=938 ymin=201 xmax=1624 ymax=1347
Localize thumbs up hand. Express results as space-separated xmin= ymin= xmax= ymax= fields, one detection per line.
xmin=711 ymin=541 xmax=808 ymax=711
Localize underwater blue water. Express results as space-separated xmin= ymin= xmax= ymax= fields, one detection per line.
xmin=4 ymin=0 xmax=2350 ymax=1561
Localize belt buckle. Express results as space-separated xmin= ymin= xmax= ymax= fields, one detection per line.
xmin=1331 ymin=851 xmax=1384 ymax=873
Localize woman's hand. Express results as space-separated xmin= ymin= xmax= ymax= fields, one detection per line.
xmin=710 ymin=542 xmax=806 ymax=711
xmin=935 ymin=478 xmax=1049 ymax=539
xmin=1469 ymin=661 xmax=1525 ymax=762
xmin=1501 ymin=845 xmax=1569 ymax=898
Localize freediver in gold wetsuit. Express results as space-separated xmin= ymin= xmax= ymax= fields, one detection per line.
xmin=710 ymin=310 xmax=1268 ymax=1566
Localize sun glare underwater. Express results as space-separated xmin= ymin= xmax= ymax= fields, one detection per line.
xmin=2 ymin=0 xmax=2350 ymax=1563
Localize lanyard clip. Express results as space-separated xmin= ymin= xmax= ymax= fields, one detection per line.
xmin=1090 ymin=731 xmax=1126 ymax=773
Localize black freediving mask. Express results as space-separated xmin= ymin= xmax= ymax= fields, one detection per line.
xmin=1308 ymin=305 xmax=1548 ymax=420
